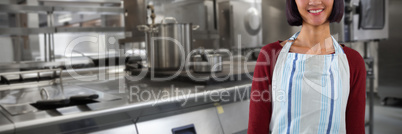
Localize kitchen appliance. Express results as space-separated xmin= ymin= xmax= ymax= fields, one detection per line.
xmin=218 ymin=0 xmax=262 ymax=49
xmin=192 ymin=49 xmax=223 ymax=73
xmin=138 ymin=17 xmax=199 ymax=71
xmin=331 ymin=0 xmax=389 ymax=42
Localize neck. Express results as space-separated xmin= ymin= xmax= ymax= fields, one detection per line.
xmin=297 ymin=21 xmax=331 ymax=48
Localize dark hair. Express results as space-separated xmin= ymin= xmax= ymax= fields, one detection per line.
xmin=286 ymin=0 xmax=344 ymax=26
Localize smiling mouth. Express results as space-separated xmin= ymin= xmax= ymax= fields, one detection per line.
xmin=308 ymin=9 xmax=324 ymax=14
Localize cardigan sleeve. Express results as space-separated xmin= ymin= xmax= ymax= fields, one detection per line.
xmin=345 ymin=48 xmax=367 ymax=134
xmin=247 ymin=45 xmax=274 ymax=134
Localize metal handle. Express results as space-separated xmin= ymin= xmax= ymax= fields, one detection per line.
xmin=161 ymin=17 xmax=178 ymax=24
xmin=172 ymin=124 xmax=196 ymax=134
xmin=137 ymin=25 xmax=150 ymax=32
xmin=192 ymin=25 xmax=200 ymax=30
xmin=40 ymin=88 xmax=50 ymax=100
xmin=147 ymin=5 xmax=156 ymax=26
xmin=201 ymin=53 xmax=209 ymax=62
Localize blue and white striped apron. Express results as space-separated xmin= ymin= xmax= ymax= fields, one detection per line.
xmin=270 ymin=32 xmax=350 ymax=134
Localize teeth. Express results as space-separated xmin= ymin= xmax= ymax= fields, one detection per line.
xmin=309 ymin=9 xmax=323 ymax=13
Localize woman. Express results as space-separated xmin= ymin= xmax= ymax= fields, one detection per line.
xmin=248 ymin=0 xmax=366 ymax=134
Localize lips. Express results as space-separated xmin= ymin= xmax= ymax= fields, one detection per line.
xmin=308 ymin=9 xmax=324 ymax=15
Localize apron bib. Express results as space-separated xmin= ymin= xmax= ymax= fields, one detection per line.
xmin=270 ymin=32 xmax=350 ymax=134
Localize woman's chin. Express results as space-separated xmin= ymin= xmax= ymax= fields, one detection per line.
xmin=306 ymin=20 xmax=328 ymax=26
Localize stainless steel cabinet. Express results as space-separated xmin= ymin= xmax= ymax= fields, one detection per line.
xmin=89 ymin=124 xmax=138 ymax=134
xmin=217 ymin=100 xmax=250 ymax=134
xmin=136 ymin=107 xmax=224 ymax=134
xmin=0 ymin=111 xmax=14 ymax=134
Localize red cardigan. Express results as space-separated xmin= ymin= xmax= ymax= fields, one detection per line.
xmin=248 ymin=41 xmax=366 ymax=134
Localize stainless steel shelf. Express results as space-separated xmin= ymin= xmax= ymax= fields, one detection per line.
xmin=38 ymin=0 xmax=121 ymax=4
xmin=0 ymin=27 xmax=124 ymax=35
xmin=0 ymin=4 xmax=124 ymax=35
xmin=57 ymin=27 xmax=124 ymax=33
xmin=0 ymin=4 xmax=123 ymax=15
xmin=0 ymin=61 xmax=64 ymax=70
xmin=0 ymin=4 xmax=52 ymax=13
xmin=0 ymin=28 xmax=56 ymax=35
xmin=53 ymin=6 xmax=124 ymax=15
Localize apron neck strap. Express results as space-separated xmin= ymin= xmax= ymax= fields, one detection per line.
xmin=282 ymin=31 xmax=344 ymax=54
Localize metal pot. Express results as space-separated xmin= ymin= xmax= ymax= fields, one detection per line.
xmin=138 ymin=17 xmax=199 ymax=71
xmin=192 ymin=49 xmax=223 ymax=73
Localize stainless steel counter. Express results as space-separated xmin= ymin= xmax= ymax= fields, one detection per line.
xmin=0 ymin=111 xmax=14 ymax=134
xmin=0 ymin=73 xmax=252 ymax=134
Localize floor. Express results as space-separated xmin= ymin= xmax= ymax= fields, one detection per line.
xmin=365 ymin=93 xmax=402 ymax=134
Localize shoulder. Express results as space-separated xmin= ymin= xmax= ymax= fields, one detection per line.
xmin=256 ymin=41 xmax=284 ymax=67
xmin=342 ymin=45 xmax=362 ymax=59
xmin=342 ymin=46 xmax=365 ymax=67
xmin=342 ymin=45 xmax=366 ymax=78
xmin=260 ymin=41 xmax=283 ymax=55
